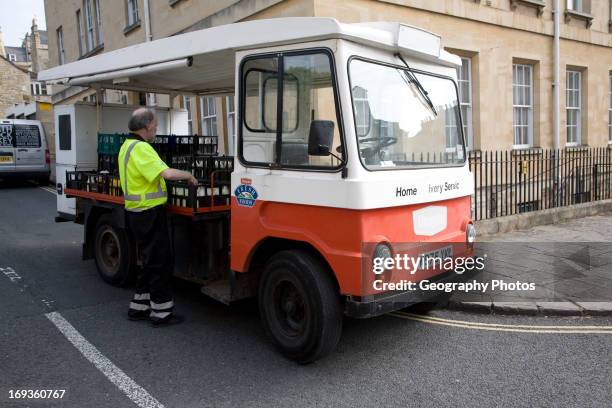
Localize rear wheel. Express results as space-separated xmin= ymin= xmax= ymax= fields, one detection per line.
xmin=37 ymin=174 xmax=50 ymax=186
xmin=94 ymin=214 xmax=134 ymax=286
xmin=258 ymin=250 xmax=343 ymax=364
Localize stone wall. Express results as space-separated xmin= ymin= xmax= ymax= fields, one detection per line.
xmin=0 ymin=57 xmax=30 ymax=118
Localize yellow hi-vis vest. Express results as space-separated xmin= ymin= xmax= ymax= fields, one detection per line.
xmin=118 ymin=138 xmax=169 ymax=211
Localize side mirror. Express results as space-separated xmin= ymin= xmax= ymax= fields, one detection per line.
xmin=308 ymin=120 xmax=334 ymax=156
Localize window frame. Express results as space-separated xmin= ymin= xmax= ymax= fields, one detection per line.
xmin=226 ymin=95 xmax=235 ymax=139
xmin=200 ymin=96 xmax=217 ymax=137
xmin=126 ymin=0 xmax=140 ymax=28
xmin=241 ymin=68 xmax=300 ymax=134
xmin=352 ymin=86 xmax=371 ymax=137
xmin=609 ymin=74 xmax=612 ymax=144
xmin=8 ymin=54 xmax=17 ymax=62
xmin=262 ymin=74 xmax=299 ymax=133
xmin=146 ymin=93 xmax=157 ymax=106
xmin=445 ymin=104 xmax=460 ymax=153
xmin=76 ymin=9 xmax=85 ymax=56
xmin=566 ymin=70 xmax=582 ymax=146
xmin=83 ymin=0 xmax=95 ymax=52
xmin=183 ymin=96 xmax=193 ymax=135
xmin=567 ymin=0 xmax=589 ymax=13
xmin=95 ymin=0 xmax=104 ymax=45
xmin=512 ymin=63 xmax=534 ymax=149
xmin=346 ymin=55 xmax=467 ymax=172
xmin=57 ymin=27 xmax=65 ymax=65
xmin=238 ymin=47 xmax=346 ymax=172
xmin=30 ymin=82 xmax=46 ymax=96
xmin=457 ymin=57 xmax=473 ymax=150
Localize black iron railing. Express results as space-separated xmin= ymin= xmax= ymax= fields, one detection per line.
xmin=469 ymin=147 xmax=612 ymax=220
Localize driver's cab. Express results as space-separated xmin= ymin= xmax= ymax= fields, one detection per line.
xmin=231 ymin=25 xmax=474 ymax=292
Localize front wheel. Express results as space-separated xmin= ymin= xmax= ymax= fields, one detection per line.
xmin=258 ymin=250 xmax=343 ymax=364
xmin=94 ymin=214 xmax=134 ymax=286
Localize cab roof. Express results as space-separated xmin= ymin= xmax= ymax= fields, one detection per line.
xmin=38 ymin=17 xmax=460 ymax=95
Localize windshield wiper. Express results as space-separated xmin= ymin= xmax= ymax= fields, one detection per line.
xmin=395 ymin=53 xmax=437 ymax=117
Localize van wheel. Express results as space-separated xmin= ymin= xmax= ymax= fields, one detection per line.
xmin=259 ymin=250 xmax=342 ymax=364
xmin=94 ymin=214 xmax=134 ymax=286
xmin=38 ymin=175 xmax=50 ymax=186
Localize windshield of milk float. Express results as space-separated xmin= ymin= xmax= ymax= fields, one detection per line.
xmin=349 ymin=58 xmax=466 ymax=170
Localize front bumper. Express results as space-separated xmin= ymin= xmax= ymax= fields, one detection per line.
xmin=344 ymin=269 xmax=473 ymax=318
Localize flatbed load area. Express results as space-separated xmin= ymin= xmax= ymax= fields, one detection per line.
xmin=64 ymin=133 xmax=234 ymax=217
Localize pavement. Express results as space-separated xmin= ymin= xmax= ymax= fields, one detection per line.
xmin=447 ymin=215 xmax=612 ymax=316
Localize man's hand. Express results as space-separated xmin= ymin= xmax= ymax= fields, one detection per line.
xmin=161 ymin=168 xmax=199 ymax=186
xmin=187 ymin=175 xmax=198 ymax=186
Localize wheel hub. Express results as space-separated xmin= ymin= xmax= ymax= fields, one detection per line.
xmin=274 ymin=280 xmax=306 ymax=335
xmin=99 ymin=229 xmax=120 ymax=271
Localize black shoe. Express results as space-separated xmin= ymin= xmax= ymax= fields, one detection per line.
xmin=151 ymin=314 xmax=184 ymax=327
xmin=128 ymin=311 xmax=149 ymax=321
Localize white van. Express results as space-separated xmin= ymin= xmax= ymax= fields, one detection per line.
xmin=0 ymin=119 xmax=51 ymax=184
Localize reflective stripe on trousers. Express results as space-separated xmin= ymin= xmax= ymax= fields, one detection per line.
xmin=128 ymin=292 xmax=151 ymax=312
xmin=122 ymin=140 xmax=167 ymax=203
xmin=150 ymin=300 xmax=174 ymax=320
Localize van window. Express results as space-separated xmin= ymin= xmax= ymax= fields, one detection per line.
xmin=242 ymin=57 xmax=278 ymax=164
xmin=59 ymin=115 xmax=72 ymax=150
xmin=15 ymin=125 xmax=41 ymax=148
xmin=0 ymin=124 xmax=13 ymax=147
xmin=240 ymin=50 xmax=343 ymax=169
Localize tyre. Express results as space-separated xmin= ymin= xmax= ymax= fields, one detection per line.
xmin=94 ymin=214 xmax=134 ymax=286
xmin=258 ymin=250 xmax=343 ymax=364
xmin=38 ymin=175 xmax=50 ymax=186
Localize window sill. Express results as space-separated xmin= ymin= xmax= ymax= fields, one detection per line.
xmin=169 ymin=0 xmax=186 ymax=7
xmin=123 ymin=21 xmax=141 ymax=35
xmin=78 ymin=43 xmax=104 ymax=60
xmin=565 ymin=9 xmax=593 ymax=28
xmin=511 ymin=146 xmax=542 ymax=156
xmin=510 ymin=0 xmax=545 ymax=16
xmin=565 ymin=145 xmax=589 ymax=151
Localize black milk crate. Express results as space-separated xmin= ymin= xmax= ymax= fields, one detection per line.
xmin=167 ymin=180 xmax=232 ymax=210
xmin=193 ymin=136 xmax=218 ymax=156
xmin=187 ymin=155 xmax=234 ymax=182
xmin=66 ymin=171 xmax=86 ymax=190
xmin=152 ymin=135 xmax=218 ymax=157
xmin=96 ymin=134 xmax=221 ymax=175
xmin=208 ymin=156 xmax=234 ymax=184
xmin=166 ymin=153 xmax=194 ymax=171
xmin=98 ymin=154 xmax=119 ymax=173
xmin=66 ymin=171 xmax=122 ymax=196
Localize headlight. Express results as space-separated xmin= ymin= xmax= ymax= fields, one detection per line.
xmin=372 ymin=243 xmax=393 ymax=277
xmin=466 ymin=223 xmax=476 ymax=246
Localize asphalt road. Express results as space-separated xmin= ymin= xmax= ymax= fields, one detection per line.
xmin=1 ymin=181 xmax=611 ymax=408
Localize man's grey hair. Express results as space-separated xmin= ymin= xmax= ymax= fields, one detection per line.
xmin=128 ymin=108 xmax=156 ymax=131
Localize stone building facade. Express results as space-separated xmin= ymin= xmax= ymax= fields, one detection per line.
xmin=0 ymin=56 xmax=31 ymax=118
xmin=43 ymin=0 xmax=612 ymax=151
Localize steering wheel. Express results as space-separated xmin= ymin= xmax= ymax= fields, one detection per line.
xmin=359 ymin=136 xmax=398 ymax=161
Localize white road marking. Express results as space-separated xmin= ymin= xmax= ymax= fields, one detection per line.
xmin=0 ymin=266 xmax=22 ymax=282
xmin=390 ymin=311 xmax=612 ymax=334
xmin=45 ymin=312 xmax=165 ymax=408
xmin=39 ymin=186 xmax=57 ymax=195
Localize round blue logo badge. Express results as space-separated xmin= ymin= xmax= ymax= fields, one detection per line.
xmin=234 ymin=184 xmax=258 ymax=207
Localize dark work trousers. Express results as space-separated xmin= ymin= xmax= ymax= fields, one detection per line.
xmin=126 ymin=205 xmax=175 ymax=322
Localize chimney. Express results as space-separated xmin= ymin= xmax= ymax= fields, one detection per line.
xmin=0 ymin=26 xmax=5 ymax=58
xmin=31 ymin=18 xmax=40 ymax=73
